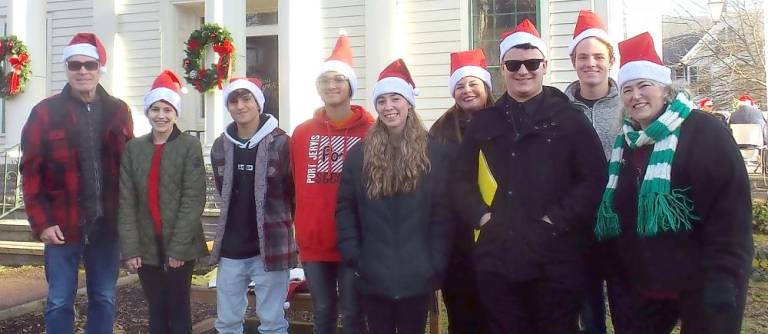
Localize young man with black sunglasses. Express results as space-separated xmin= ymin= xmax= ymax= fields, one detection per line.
xmin=453 ymin=19 xmax=607 ymax=333
xmin=21 ymin=32 xmax=134 ymax=333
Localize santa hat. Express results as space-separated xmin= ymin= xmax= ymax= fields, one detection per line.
xmin=318 ymin=31 xmax=358 ymax=97
xmin=62 ymin=33 xmax=108 ymax=73
xmin=499 ymin=19 xmax=547 ymax=61
xmin=449 ymin=49 xmax=492 ymax=96
xmin=144 ymin=70 xmax=187 ymax=114
xmin=222 ymin=77 xmax=266 ymax=112
xmin=617 ymin=32 xmax=671 ymax=88
xmin=568 ymin=10 xmax=612 ymax=55
xmin=372 ymin=59 xmax=417 ymax=107
xmin=737 ymin=95 xmax=756 ymax=106
xmin=698 ymin=97 xmax=714 ymax=109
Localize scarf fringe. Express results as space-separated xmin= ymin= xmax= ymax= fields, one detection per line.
xmin=637 ymin=188 xmax=698 ymax=237
xmin=595 ymin=198 xmax=621 ymax=241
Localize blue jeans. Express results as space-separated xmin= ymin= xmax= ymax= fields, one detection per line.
xmin=215 ymin=256 xmax=290 ymax=334
xmin=302 ymin=261 xmax=363 ymax=334
xmin=44 ymin=233 xmax=120 ymax=334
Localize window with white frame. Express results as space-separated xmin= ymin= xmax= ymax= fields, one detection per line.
xmin=470 ymin=0 xmax=538 ymax=98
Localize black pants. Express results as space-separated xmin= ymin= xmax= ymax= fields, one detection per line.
xmin=302 ymin=261 xmax=363 ymax=334
xmin=442 ymin=265 xmax=490 ymax=334
xmin=137 ymin=260 xmax=195 ymax=334
xmin=360 ymin=293 xmax=429 ymax=334
xmin=476 ymin=272 xmax=583 ymax=334
xmin=619 ymin=285 xmax=747 ymax=334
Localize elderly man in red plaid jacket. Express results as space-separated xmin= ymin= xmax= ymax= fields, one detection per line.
xmin=20 ymin=32 xmax=133 ymax=334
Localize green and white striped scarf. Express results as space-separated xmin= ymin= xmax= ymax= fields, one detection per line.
xmin=594 ymin=93 xmax=699 ymax=241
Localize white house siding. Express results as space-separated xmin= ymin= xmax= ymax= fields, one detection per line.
xmin=117 ymin=0 xmax=162 ymax=120
xmin=48 ymin=0 xmax=94 ymax=95
xmin=0 ymin=1 xmax=7 ymax=18
xmin=402 ymin=0 xmax=463 ymax=124
xmin=545 ymin=0 xmax=589 ymax=90
xmin=321 ymin=0 xmax=366 ymax=107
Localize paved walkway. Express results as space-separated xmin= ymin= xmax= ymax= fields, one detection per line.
xmin=0 ymin=266 xmax=85 ymax=311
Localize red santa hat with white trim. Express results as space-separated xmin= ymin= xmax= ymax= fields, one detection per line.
xmin=372 ymin=59 xmax=417 ymax=107
xmin=499 ymin=19 xmax=547 ymax=61
xmin=699 ymin=97 xmax=714 ymax=109
xmin=568 ymin=10 xmax=612 ymax=55
xmin=318 ymin=30 xmax=358 ymax=97
xmin=449 ymin=49 xmax=492 ymax=96
xmin=737 ymin=94 xmax=756 ymax=106
xmin=617 ymin=32 xmax=671 ymax=88
xmin=144 ymin=70 xmax=187 ymax=114
xmin=62 ymin=33 xmax=108 ymax=73
xmin=222 ymin=77 xmax=266 ymax=112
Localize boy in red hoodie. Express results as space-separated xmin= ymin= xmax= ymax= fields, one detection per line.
xmin=290 ymin=33 xmax=374 ymax=334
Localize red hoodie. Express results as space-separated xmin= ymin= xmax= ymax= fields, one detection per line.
xmin=290 ymin=104 xmax=374 ymax=262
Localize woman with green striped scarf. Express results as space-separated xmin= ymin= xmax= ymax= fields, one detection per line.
xmin=595 ymin=32 xmax=753 ymax=333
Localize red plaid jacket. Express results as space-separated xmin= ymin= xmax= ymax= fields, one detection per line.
xmin=21 ymin=84 xmax=133 ymax=243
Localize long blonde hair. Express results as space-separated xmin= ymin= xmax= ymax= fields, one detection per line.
xmin=363 ymin=108 xmax=431 ymax=199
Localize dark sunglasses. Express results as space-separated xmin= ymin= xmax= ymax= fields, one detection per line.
xmin=504 ymin=59 xmax=545 ymax=72
xmin=67 ymin=60 xmax=100 ymax=71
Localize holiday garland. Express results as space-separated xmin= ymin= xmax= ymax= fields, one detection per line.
xmin=0 ymin=35 xmax=31 ymax=98
xmin=182 ymin=24 xmax=235 ymax=93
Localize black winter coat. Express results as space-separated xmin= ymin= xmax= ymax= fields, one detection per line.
xmin=610 ymin=111 xmax=753 ymax=296
xmin=336 ymin=137 xmax=452 ymax=299
xmin=453 ymin=87 xmax=608 ymax=284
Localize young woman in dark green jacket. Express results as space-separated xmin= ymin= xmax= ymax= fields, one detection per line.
xmin=117 ymin=70 xmax=207 ymax=334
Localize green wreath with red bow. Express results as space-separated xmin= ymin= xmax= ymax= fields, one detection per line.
xmin=0 ymin=36 xmax=31 ymax=98
xmin=182 ymin=23 xmax=235 ymax=93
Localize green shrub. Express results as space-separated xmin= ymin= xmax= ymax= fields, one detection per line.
xmin=753 ymin=200 xmax=768 ymax=234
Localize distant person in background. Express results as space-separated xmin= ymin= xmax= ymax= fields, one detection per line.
xmin=118 ymin=70 xmax=208 ymax=334
xmin=729 ymin=95 xmax=768 ymax=145
xmin=699 ymin=98 xmax=714 ymax=112
xmin=699 ymin=97 xmax=728 ymax=125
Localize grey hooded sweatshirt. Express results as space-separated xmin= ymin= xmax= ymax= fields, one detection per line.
xmin=564 ymin=78 xmax=622 ymax=160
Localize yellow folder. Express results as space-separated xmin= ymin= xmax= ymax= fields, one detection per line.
xmin=478 ymin=150 xmax=497 ymax=206
xmin=475 ymin=150 xmax=497 ymax=241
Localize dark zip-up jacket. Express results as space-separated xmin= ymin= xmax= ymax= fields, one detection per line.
xmin=610 ymin=111 xmax=753 ymax=297
xmin=336 ymin=137 xmax=452 ymax=299
xmin=453 ymin=86 xmax=607 ymax=284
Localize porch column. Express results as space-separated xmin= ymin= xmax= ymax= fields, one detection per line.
xmin=204 ymin=0 xmax=246 ymax=146
xmin=6 ymin=0 xmax=47 ymax=148
xmin=278 ymin=0 xmax=322 ymax=132
xmin=364 ymin=0 xmax=402 ymax=108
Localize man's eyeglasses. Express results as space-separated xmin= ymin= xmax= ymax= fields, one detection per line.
xmin=67 ymin=60 xmax=100 ymax=72
xmin=503 ymin=59 xmax=545 ymax=72
xmin=316 ymin=75 xmax=348 ymax=87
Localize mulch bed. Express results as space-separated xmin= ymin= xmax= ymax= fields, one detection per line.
xmin=0 ymin=281 xmax=216 ymax=333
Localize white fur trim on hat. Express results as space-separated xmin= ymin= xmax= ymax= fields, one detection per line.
xmin=568 ymin=28 xmax=612 ymax=55
xmin=449 ymin=66 xmax=492 ymax=96
xmin=318 ymin=60 xmax=358 ymax=97
xmin=618 ymin=60 xmax=672 ymax=88
xmin=372 ymin=77 xmax=417 ymax=107
xmin=144 ymin=87 xmax=181 ymax=114
xmin=500 ymin=32 xmax=547 ymax=61
xmin=62 ymin=43 xmax=106 ymax=73
xmin=223 ymin=80 xmax=266 ymax=112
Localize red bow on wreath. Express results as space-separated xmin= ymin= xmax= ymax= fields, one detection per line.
xmin=8 ymin=53 xmax=28 ymax=95
xmin=212 ymin=40 xmax=234 ymax=89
